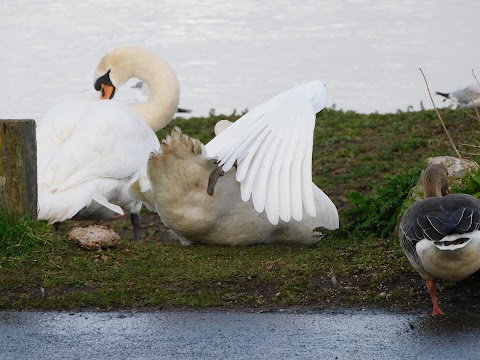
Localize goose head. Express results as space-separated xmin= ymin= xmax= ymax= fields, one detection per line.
xmin=93 ymin=45 xmax=180 ymax=132
xmin=421 ymin=163 xmax=451 ymax=198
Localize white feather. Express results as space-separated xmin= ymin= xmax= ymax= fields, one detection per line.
xmin=37 ymin=100 xmax=160 ymax=223
xmin=91 ymin=193 xmax=124 ymax=215
xmin=240 ymin=133 xmax=274 ymax=203
xmin=205 ymin=80 xmax=328 ymax=225
xmin=252 ymin=137 xmax=281 ymax=214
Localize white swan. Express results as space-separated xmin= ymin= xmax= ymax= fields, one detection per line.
xmin=37 ymin=46 xmax=180 ymax=241
xmin=436 ymin=83 xmax=480 ymax=108
xmin=136 ymin=81 xmax=339 ymax=245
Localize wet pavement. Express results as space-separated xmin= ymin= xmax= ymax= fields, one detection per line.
xmin=1 ymin=309 xmax=480 ymax=359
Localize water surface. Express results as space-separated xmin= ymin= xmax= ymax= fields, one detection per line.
xmin=1 ymin=0 xmax=479 ymax=119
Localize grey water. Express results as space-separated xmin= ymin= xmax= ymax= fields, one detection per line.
xmin=1 ymin=0 xmax=479 ymax=120
xmin=1 ymin=310 xmax=480 ymax=359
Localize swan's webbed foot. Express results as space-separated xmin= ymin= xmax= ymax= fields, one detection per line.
xmin=131 ymin=213 xmax=141 ymax=242
xmin=207 ymin=165 xmax=225 ymax=196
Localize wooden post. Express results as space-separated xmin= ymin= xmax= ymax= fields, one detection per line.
xmin=0 ymin=119 xmax=37 ymax=220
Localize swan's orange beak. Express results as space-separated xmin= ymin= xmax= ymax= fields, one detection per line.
xmin=100 ymin=84 xmax=115 ymax=100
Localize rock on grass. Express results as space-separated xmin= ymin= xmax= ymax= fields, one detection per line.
xmin=68 ymin=225 xmax=120 ymax=250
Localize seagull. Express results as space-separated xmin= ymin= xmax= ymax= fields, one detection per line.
xmin=436 ymin=83 xmax=480 ymax=108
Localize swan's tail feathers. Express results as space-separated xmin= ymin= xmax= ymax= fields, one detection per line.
xmin=435 ymin=91 xmax=450 ymax=100
xmin=91 ymin=193 xmax=124 ymax=215
xmin=147 ymin=127 xmax=212 ymax=206
xmin=147 ymin=126 xmax=207 ymax=185
xmin=312 ymin=184 xmax=339 ymax=230
xmin=160 ymin=126 xmax=204 ymax=156
xmin=146 ymin=151 xmax=163 ymax=193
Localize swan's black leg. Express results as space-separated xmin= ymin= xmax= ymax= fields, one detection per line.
xmin=207 ymin=165 xmax=225 ymax=196
xmin=53 ymin=222 xmax=61 ymax=234
xmin=131 ymin=213 xmax=141 ymax=242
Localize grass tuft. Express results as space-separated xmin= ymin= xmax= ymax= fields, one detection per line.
xmin=0 ymin=210 xmax=49 ymax=257
xmin=342 ymin=168 xmax=422 ymax=238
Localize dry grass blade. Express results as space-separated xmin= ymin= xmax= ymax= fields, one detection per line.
xmin=472 ymin=69 xmax=480 ymax=122
xmin=467 ymin=90 xmax=480 ymax=122
xmin=419 ymin=68 xmax=472 ymax=176
xmin=457 ymin=143 xmax=480 ymax=148
xmin=458 ymin=106 xmax=480 ymax=122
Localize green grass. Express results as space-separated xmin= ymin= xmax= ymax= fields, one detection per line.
xmin=165 ymin=107 xmax=480 ymax=211
xmin=0 ymin=232 xmax=417 ymax=310
xmin=0 ymin=210 xmax=50 ymax=257
xmin=2 ymin=107 xmax=480 ymax=311
xmin=343 ymin=168 xmax=422 ymax=238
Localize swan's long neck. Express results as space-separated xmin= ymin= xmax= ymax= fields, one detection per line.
xmin=128 ymin=51 xmax=180 ymax=132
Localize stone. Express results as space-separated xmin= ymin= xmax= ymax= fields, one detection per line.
xmin=68 ymin=225 xmax=120 ymax=250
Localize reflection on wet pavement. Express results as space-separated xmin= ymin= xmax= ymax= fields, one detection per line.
xmin=1 ymin=310 xmax=480 ymax=359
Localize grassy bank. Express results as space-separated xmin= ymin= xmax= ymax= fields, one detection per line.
xmin=1 ymin=107 xmax=480 ymax=313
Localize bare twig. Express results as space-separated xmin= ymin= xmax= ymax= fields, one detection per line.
xmin=432 ymin=140 xmax=480 ymax=151
xmin=458 ymin=151 xmax=480 ymax=156
xmin=467 ymin=90 xmax=480 ymax=122
xmin=458 ymin=106 xmax=480 ymax=122
xmin=472 ymin=69 xmax=480 ymax=122
xmin=431 ymin=139 xmax=479 ymax=147
xmin=458 ymin=143 xmax=480 ymax=148
xmin=473 ymin=69 xmax=480 ymax=88
xmin=419 ymin=68 xmax=472 ymax=175
xmin=459 ymin=88 xmax=480 ymax=147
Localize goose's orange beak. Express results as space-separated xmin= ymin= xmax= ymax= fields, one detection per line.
xmin=100 ymin=84 xmax=115 ymax=100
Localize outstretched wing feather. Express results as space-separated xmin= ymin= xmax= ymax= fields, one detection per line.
xmin=205 ymin=85 xmax=323 ymax=224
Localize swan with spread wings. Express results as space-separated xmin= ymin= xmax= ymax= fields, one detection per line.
xmin=134 ymin=81 xmax=339 ymax=245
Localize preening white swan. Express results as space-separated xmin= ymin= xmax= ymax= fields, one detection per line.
xmin=137 ymin=81 xmax=339 ymax=245
xmin=37 ymin=46 xmax=180 ymax=241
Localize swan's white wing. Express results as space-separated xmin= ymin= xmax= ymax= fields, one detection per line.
xmin=41 ymin=102 xmax=154 ymax=189
xmin=38 ymin=101 xmax=159 ymax=209
xmin=205 ymin=81 xmax=327 ymax=225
